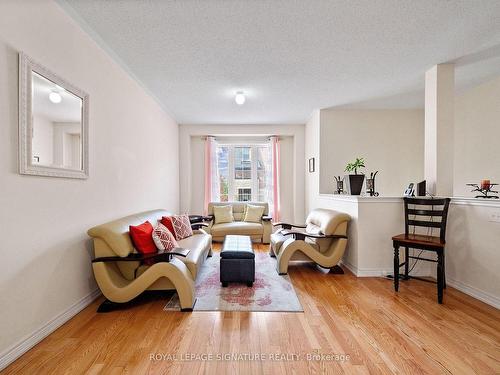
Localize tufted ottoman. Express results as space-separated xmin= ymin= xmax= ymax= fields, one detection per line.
xmin=220 ymin=235 xmax=255 ymax=287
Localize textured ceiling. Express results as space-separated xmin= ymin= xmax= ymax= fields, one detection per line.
xmin=58 ymin=0 xmax=500 ymax=124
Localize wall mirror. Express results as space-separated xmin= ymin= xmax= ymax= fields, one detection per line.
xmin=19 ymin=52 xmax=89 ymax=179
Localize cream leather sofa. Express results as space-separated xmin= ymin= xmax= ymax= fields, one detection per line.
xmin=205 ymin=202 xmax=272 ymax=243
xmin=270 ymin=208 xmax=350 ymax=274
xmin=87 ymin=209 xmax=212 ymax=311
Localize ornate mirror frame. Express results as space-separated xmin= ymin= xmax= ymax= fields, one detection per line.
xmin=18 ymin=52 xmax=89 ymax=179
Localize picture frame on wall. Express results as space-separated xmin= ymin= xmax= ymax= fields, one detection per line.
xmin=308 ymin=157 xmax=315 ymax=173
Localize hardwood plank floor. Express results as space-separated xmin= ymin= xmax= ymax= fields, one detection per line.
xmin=3 ymin=243 xmax=500 ymax=374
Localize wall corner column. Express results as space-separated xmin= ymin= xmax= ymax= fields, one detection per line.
xmin=424 ymin=64 xmax=455 ymax=196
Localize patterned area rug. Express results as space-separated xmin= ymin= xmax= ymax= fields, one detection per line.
xmin=164 ymin=251 xmax=303 ymax=312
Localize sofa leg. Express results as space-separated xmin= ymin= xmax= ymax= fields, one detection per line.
xmin=97 ymin=299 xmax=123 ymax=313
xmin=329 ymin=265 xmax=344 ymax=274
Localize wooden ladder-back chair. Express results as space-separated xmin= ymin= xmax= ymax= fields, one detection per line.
xmin=392 ymin=197 xmax=451 ymax=304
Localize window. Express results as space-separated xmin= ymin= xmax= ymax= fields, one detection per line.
xmin=234 ymin=147 xmax=251 ymax=179
xmin=216 ymin=143 xmax=271 ymax=202
xmin=238 ymin=188 xmax=252 ymax=201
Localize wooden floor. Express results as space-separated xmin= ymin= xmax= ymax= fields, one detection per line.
xmin=4 ymin=243 xmax=500 ymax=375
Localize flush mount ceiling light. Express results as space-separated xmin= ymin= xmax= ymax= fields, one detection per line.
xmin=49 ymin=91 xmax=62 ymax=104
xmin=234 ymin=91 xmax=245 ymax=105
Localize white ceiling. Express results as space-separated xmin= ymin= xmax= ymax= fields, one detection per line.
xmin=58 ymin=0 xmax=500 ymax=124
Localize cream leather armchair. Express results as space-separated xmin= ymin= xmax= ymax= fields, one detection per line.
xmin=270 ymin=208 xmax=351 ymax=274
xmin=205 ymin=202 xmax=272 ymax=243
xmin=87 ymin=209 xmax=212 ymax=311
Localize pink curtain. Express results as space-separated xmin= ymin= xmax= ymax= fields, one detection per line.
xmin=204 ymin=136 xmax=217 ymax=215
xmin=270 ymin=136 xmax=280 ymax=222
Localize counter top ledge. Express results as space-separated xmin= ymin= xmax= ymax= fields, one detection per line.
xmin=318 ymin=194 xmax=500 ymax=207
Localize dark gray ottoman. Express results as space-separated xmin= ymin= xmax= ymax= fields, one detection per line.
xmin=220 ymin=235 xmax=255 ymax=287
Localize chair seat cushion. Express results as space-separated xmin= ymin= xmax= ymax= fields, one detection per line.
xmin=176 ymin=233 xmax=212 ymax=278
xmin=211 ymin=221 xmax=263 ymax=237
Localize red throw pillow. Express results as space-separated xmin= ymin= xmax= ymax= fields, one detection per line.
xmin=129 ymin=221 xmax=157 ymax=254
xmin=152 ymin=223 xmax=178 ymax=251
xmin=170 ymin=214 xmax=193 ymax=240
xmin=161 ymin=216 xmax=175 ymax=236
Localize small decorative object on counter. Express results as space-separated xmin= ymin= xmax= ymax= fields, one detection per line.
xmin=467 ymin=182 xmax=499 ymax=199
xmin=334 ymin=176 xmax=345 ymax=194
xmin=345 ymin=157 xmax=365 ymax=195
xmin=366 ymin=171 xmax=379 ymax=197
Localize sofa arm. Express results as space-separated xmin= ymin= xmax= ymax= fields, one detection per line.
xmin=262 ymin=215 xmax=272 ymax=222
xmin=92 ymin=248 xmax=190 ymax=264
xmin=189 ymin=215 xmax=213 ymax=224
xmin=262 ymin=220 xmax=272 ymax=244
xmin=191 ymin=222 xmax=209 ymax=230
xmin=273 ymin=222 xmax=307 ymax=230
xmin=280 ymin=229 xmax=347 ymax=241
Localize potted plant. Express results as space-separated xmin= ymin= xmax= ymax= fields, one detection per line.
xmin=345 ymin=157 xmax=365 ymax=195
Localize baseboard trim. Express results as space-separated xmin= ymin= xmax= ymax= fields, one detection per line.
xmin=0 ymin=288 xmax=101 ymax=371
xmin=340 ymin=260 xmax=431 ymax=277
xmin=446 ymin=277 xmax=500 ymax=309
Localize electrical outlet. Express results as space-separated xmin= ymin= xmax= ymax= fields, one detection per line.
xmin=489 ymin=210 xmax=500 ymax=223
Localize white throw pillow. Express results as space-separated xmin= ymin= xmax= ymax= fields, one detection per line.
xmin=243 ymin=204 xmax=265 ymax=223
xmin=213 ymin=205 xmax=234 ymax=224
xmin=152 ymin=223 xmax=178 ymax=251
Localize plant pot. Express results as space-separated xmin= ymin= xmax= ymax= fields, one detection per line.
xmin=348 ymin=174 xmax=365 ymax=195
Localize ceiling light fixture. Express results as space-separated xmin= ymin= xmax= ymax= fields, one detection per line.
xmin=235 ymin=91 xmax=245 ymax=105
xmin=49 ymin=91 xmax=62 ymax=104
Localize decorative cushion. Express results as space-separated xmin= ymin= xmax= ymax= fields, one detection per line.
xmin=129 ymin=221 xmax=157 ymax=254
xmin=170 ymin=214 xmax=193 ymax=240
xmin=152 ymin=223 xmax=178 ymax=251
xmin=213 ymin=205 xmax=234 ymax=224
xmin=160 ymin=216 xmax=176 ymax=235
xmin=243 ymin=204 xmax=265 ymax=223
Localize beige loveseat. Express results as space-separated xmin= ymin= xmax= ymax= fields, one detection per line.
xmin=87 ymin=209 xmax=212 ymax=311
xmin=205 ymin=202 xmax=272 ymax=243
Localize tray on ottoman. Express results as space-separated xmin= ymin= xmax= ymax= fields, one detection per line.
xmin=220 ymin=235 xmax=255 ymax=287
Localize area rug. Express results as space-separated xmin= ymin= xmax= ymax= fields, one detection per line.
xmin=164 ymin=251 xmax=303 ymax=312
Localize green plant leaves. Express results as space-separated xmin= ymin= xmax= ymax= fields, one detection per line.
xmin=344 ymin=157 xmax=365 ymax=174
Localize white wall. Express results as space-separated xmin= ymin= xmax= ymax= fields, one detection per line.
xmin=454 ymin=75 xmax=500 ymax=197
xmin=319 ymin=109 xmax=424 ymax=196
xmin=179 ymin=124 xmax=305 ymax=223
xmin=0 ymin=0 xmax=179 ymax=366
xmin=444 ymin=75 xmax=500 ymax=308
xmin=304 ymin=109 xmax=320 ymax=214
xmin=447 ymin=201 xmax=500 ymax=308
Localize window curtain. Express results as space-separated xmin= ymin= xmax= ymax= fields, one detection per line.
xmin=204 ymin=136 xmax=219 ymax=215
xmin=269 ymin=136 xmax=280 ymax=221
